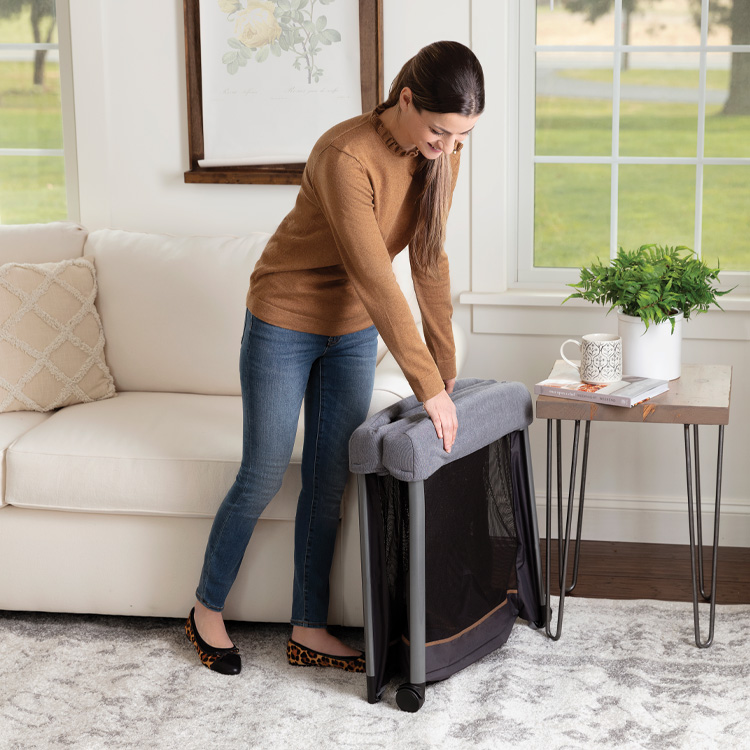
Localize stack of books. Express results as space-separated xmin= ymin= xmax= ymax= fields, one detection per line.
xmin=535 ymin=360 xmax=669 ymax=408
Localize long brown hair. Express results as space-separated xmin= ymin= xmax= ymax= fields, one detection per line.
xmin=380 ymin=41 xmax=485 ymax=276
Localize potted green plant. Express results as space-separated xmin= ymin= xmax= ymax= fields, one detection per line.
xmin=564 ymin=244 xmax=732 ymax=380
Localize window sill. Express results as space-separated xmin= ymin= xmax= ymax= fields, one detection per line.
xmin=459 ymin=290 xmax=750 ymax=341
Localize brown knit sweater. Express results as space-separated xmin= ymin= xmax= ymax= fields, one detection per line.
xmin=247 ymin=107 xmax=461 ymax=403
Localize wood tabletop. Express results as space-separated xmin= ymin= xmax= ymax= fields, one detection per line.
xmin=535 ymin=364 xmax=732 ymax=425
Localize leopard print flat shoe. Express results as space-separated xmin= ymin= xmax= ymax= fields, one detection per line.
xmin=185 ymin=607 xmax=241 ymax=675
xmin=286 ymin=638 xmax=366 ymax=673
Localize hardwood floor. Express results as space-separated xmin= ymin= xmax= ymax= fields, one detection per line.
xmin=540 ymin=540 xmax=750 ymax=604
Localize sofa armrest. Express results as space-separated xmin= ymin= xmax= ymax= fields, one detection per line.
xmin=0 ymin=221 xmax=87 ymax=265
xmin=451 ymin=321 xmax=469 ymax=377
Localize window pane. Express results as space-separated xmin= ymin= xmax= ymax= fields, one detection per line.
xmin=705 ymin=52 xmax=750 ymax=155
xmin=536 ymin=2 xmax=614 ymax=46
xmin=0 ymin=156 xmax=67 ymax=224
xmin=629 ymin=0 xmax=701 ymax=46
xmin=537 ymin=52 xmax=613 ymax=156
xmin=618 ymin=165 xmax=695 ymax=251
xmin=0 ymin=57 xmax=63 ymax=149
xmin=619 ymin=52 xmax=699 ymax=157
xmin=527 ymin=2 xmax=749 ymax=282
xmin=0 ymin=3 xmax=58 ymax=44
xmin=702 ymin=166 xmax=750 ymax=271
xmin=534 ymin=164 xmax=610 ymax=269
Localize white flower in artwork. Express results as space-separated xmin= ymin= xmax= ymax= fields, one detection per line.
xmin=220 ymin=0 xmax=342 ymax=84
xmin=233 ymin=1 xmax=282 ymax=48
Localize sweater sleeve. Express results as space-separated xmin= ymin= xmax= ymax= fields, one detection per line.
xmin=312 ymin=145 xmax=446 ymax=403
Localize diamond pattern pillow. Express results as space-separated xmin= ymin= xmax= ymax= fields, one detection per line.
xmin=0 ymin=258 xmax=116 ymax=413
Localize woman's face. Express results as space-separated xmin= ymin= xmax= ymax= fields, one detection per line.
xmin=399 ymin=88 xmax=481 ymax=160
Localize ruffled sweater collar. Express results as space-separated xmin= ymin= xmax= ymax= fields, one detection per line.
xmin=370 ymin=105 xmax=420 ymax=158
xmin=370 ymin=105 xmax=464 ymax=158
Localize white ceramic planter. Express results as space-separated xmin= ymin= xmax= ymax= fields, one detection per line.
xmin=617 ymin=312 xmax=683 ymax=381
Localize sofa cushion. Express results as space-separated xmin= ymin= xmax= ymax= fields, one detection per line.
xmin=0 ymin=258 xmax=116 ymax=413
xmin=86 ymin=229 xmax=270 ymax=395
xmin=5 ymin=391 xmax=303 ymax=519
xmin=0 ymin=411 xmax=51 ymax=505
xmin=0 ymin=221 xmax=87 ymax=266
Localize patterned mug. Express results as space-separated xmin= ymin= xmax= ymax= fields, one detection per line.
xmin=560 ymin=333 xmax=623 ymax=385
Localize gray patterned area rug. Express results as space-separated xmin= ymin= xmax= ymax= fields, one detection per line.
xmin=1 ymin=597 xmax=748 ymax=750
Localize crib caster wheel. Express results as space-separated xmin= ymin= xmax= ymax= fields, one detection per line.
xmin=396 ymin=683 xmax=425 ymax=712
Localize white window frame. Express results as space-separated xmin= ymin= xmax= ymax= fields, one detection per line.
xmin=0 ymin=0 xmax=79 ymax=223
xmin=520 ymin=0 xmax=750 ymax=290
xmin=465 ymin=0 xmax=750 ymax=308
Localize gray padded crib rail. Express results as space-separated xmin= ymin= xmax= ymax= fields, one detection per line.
xmin=349 ymin=378 xmax=533 ymax=482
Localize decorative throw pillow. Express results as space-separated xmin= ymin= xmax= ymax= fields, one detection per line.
xmin=0 ymin=258 xmax=116 ymax=413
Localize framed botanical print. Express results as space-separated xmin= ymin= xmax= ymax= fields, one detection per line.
xmin=183 ymin=0 xmax=384 ymax=185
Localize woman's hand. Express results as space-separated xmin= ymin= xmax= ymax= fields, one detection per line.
xmin=423 ymin=387 xmax=457 ymax=453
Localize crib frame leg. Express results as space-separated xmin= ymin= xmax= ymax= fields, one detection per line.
xmin=357 ymin=475 xmax=380 ymax=703
xmin=397 ymin=480 xmax=426 ymax=713
xmin=523 ymin=427 xmax=546 ymax=625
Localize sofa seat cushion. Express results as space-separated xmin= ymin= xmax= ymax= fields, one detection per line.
xmin=0 ymin=411 xmax=52 ymax=505
xmin=5 ymin=391 xmax=304 ymax=519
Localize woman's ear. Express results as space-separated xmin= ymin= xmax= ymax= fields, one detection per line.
xmin=399 ymin=86 xmax=412 ymax=112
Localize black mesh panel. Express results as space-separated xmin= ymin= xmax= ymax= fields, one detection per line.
xmin=372 ymin=437 xmax=520 ymax=646
xmin=422 ymin=436 xmax=518 ymax=642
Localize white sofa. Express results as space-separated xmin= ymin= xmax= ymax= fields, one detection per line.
xmin=0 ymin=222 xmax=465 ymax=626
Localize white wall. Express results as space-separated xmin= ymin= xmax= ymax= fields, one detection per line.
xmin=69 ymin=0 xmax=749 ymax=546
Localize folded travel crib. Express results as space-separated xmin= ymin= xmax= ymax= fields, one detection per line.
xmin=349 ymin=378 xmax=544 ymax=712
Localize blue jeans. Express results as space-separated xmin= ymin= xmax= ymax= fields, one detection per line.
xmin=196 ymin=310 xmax=378 ymax=627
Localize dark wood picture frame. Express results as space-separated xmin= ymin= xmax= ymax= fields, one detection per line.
xmin=183 ymin=0 xmax=383 ymax=185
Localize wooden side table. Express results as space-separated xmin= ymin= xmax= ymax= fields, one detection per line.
xmin=536 ymin=364 xmax=732 ymax=648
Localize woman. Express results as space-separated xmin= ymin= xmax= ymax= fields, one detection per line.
xmin=186 ymin=40 xmax=484 ymax=675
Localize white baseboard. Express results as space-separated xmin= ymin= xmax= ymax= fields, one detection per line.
xmin=536 ymin=493 xmax=750 ymax=547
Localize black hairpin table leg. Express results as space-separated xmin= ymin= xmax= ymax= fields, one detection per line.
xmin=684 ymin=424 xmax=724 ymax=648
xmin=545 ymin=419 xmax=590 ymax=640
xmin=564 ymin=421 xmax=590 ymax=595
